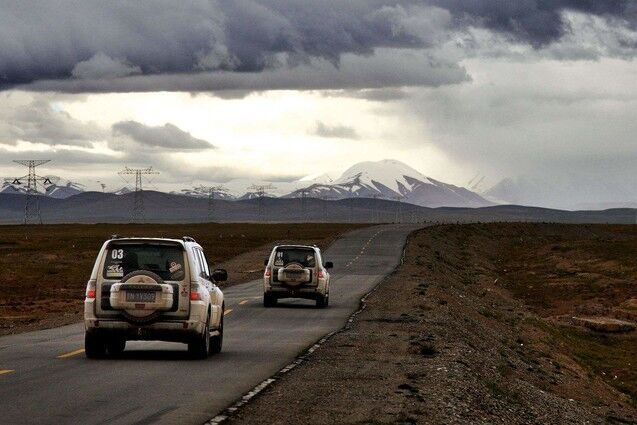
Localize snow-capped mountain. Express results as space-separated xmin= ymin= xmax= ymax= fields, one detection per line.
xmin=285 ymin=159 xmax=492 ymax=208
xmin=237 ymin=191 xmax=278 ymax=201
xmin=1 ymin=181 xmax=25 ymax=195
xmin=175 ymin=187 xmax=235 ymax=200
xmin=45 ymin=180 xmax=85 ymax=199
xmin=112 ymin=187 xmax=133 ymax=195
xmin=1 ymin=178 xmax=84 ymax=199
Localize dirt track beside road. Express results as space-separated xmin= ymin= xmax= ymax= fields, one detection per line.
xmin=229 ymin=223 xmax=637 ymax=424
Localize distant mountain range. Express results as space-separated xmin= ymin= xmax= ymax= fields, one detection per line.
xmin=1 ymin=159 xmax=493 ymax=209
xmin=0 ymin=191 xmax=634 ymax=225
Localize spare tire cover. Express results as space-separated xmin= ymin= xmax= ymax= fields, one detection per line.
xmin=278 ymin=263 xmax=311 ymax=287
xmin=119 ymin=270 xmax=164 ymax=324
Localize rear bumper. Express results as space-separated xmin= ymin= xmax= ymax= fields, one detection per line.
xmin=265 ymin=285 xmax=325 ymax=300
xmin=84 ymin=319 xmax=205 ymax=343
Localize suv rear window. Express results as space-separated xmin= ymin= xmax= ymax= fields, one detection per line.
xmin=103 ymin=244 xmax=186 ymax=281
xmin=273 ymin=248 xmax=316 ymax=268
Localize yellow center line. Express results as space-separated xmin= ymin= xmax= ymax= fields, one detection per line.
xmin=239 ymin=300 xmax=248 ymax=305
xmin=0 ymin=369 xmax=14 ymax=375
xmin=224 ymin=309 xmax=233 ymax=316
xmin=57 ymin=348 xmax=85 ymax=359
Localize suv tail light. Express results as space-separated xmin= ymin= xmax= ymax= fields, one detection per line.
xmin=264 ymin=267 xmax=271 ymax=278
xmin=86 ymin=280 xmax=96 ymax=299
xmin=317 ymin=270 xmax=325 ymax=279
xmin=190 ymin=283 xmax=202 ymax=301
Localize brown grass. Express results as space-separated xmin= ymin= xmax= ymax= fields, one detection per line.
xmin=467 ymin=223 xmax=637 ymax=405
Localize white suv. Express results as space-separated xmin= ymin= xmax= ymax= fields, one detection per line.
xmin=263 ymin=245 xmax=333 ymax=308
xmin=84 ymin=236 xmax=225 ymax=359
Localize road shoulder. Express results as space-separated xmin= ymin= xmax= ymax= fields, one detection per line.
xmin=227 ymin=224 xmax=637 ymax=425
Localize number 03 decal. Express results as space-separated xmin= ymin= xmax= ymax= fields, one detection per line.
xmin=111 ymin=249 xmax=124 ymax=260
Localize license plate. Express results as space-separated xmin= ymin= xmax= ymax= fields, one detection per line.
xmin=126 ymin=291 xmax=156 ymax=302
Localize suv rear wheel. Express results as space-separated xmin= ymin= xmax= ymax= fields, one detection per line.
xmin=106 ymin=337 xmax=126 ymax=356
xmin=209 ymin=308 xmax=223 ymax=355
xmin=316 ymin=293 xmax=328 ymax=308
xmin=263 ymin=293 xmax=277 ymax=307
xmin=85 ymin=332 xmax=106 ymax=359
xmin=188 ymin=312 xmax=210 ymax=359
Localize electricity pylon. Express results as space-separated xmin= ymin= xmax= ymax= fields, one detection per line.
xmin=293 ymin=187 xmax=311 ymax=219
xmin=194 ymin=184 xmax=228 ymax=221
xmin=247 ymin=183 xmax=276 ymax=218
xmin=371 ymin=193 xmax=383 ymax=223
xmin=320 ymin=194 xmax=336 ymax=222
xmin=7 ymin=160 xmax=56 ymax=224
xmin=118 ymin=166 xmax=159 ymax=222
xmin=247 ymin=183 xmax=276 ymax=198
xmin=391 ymin=194 xmax=404 ymax=223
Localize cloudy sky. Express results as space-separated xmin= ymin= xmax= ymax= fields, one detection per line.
xmin=1 ymin=1 xmax=636 ymax=209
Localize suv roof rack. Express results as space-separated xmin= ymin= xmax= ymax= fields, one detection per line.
xmin=182 ymin=236 xmax=196 ymax=242
xmin=110 ymin=234 xmax=122 ymax=239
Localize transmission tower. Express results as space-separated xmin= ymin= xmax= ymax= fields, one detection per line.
xmin=391 ymin=194 xmax=404 ymax=223
xmin=320 ymin=194 xmax=336 ymax=223
xmin=294 ymin=187 xmax=312 ymax=219
xmin=7 ymin=160 xmax=56 ymax=224
xmin=194 ymin=184 xmax=228 ymax=221
xmin=118 ymin=166 xmax=159 ymax=222
xmin=371 ymin=193 xmax=383 ymax=223
xmin=247 ymin=183 xmax=277 ymax=218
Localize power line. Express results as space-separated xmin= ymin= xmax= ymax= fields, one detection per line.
xmin=247 ymin=183 xmax=277 ymax=217
xmin=194 ymin=184 xmax=228 ymax=221
xmin=371 ymin=193 xmax=382 ymax=223
xmin=391 ymin=194 xmax=404 ymax=223
xmin=117 ymin=166 xmax=159 ymax=222
xmin=294 ymin=187 xmax=311 ymax=219
xmin=247 ymin=183 xmax=276 ymax=198
xmin=320 ymin=194 xmax=336 ymax=222
xmin=7 ymin=160 xmax=56 ymax=224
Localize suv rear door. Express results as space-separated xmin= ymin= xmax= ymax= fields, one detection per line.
xmin=94 ymin=241 xmax=190 ymax=319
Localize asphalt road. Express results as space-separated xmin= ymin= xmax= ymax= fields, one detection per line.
xmin=0 ymin=224 xmax=418 ymax=425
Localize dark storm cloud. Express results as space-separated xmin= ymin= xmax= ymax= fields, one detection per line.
xmin=2 ymin=1 xmax=633 ymax=92
xmin=430 ymin=0 xmax=633 ymax=47
xmin=314 ymin=121 xmax=359 ymax=139
xmin=0 ymin=1 xmax=440 ymax=91
xmin=111 ymin=121 xmax=214 ymax=150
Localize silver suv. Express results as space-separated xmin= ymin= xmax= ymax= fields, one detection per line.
xmin=263 ymin=245 xmax=333 ymax=308
xmin=84 ymin=236 xmax=226 ymax=359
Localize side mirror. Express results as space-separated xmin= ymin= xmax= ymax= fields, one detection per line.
xmin=212 ymin=268 xmax=228 ymax=282
xmin=264 ymin=257 xmax=269 ymax=266
xmin=324 ymin=261 xmax=333 ymax=269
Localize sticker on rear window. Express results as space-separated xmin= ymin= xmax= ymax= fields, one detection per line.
xmin=169 ymin=262 xmax=182 ymax=273
xmin=106 ymin=264 xmax=123 ymax=278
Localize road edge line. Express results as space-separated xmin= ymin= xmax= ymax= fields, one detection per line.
xmin=204 ymin=225 xmax=420 ymax=425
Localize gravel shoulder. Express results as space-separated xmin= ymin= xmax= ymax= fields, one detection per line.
xmin=228 ymin=224 xmax=637 ymax=425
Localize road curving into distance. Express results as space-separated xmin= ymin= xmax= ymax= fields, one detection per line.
xmin=0 ymin=224 xmax=419 ymax=425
